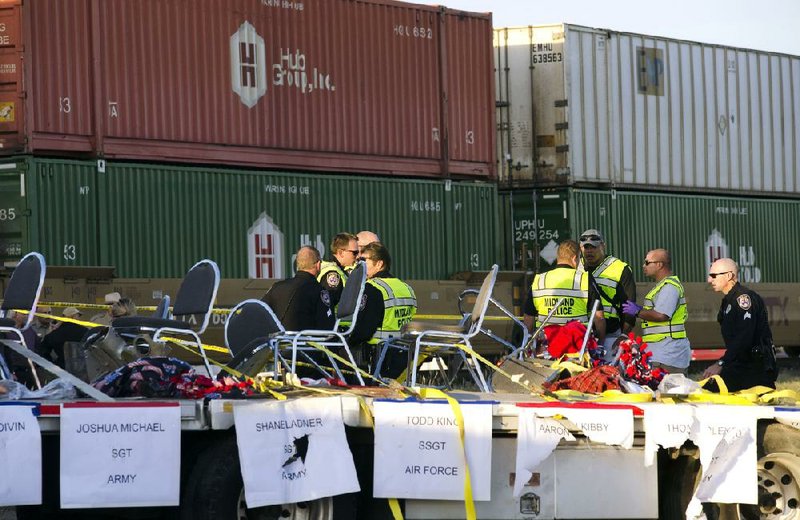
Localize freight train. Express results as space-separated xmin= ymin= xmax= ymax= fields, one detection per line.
xmin=1 ymin=4 xmax=800 ymax=354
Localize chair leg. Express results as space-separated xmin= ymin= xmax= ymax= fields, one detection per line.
xmin=468 ymin=349 xmax=490 ymax=392
xmin=0 ymin=352 xmax=11 ymax=380
xmin=372 ymin=342 xmax=389 ymax=380
xmin=411 ymin=338 xmax=424 ymax=388
xmin=339 ymin=344 xmax=365 ymax=386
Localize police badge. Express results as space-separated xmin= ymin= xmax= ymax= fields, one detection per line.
xmin=737 ymin=294 xmax=752 ymax=310
xmin=326 ymin=272 xmax=341 ymax=288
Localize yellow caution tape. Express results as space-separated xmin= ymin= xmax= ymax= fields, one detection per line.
xmin=418 ymin=388 xmax=475 ymax=520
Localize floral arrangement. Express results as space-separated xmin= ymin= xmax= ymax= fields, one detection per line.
xmin=616 ymin=333 xmax=667 ymax=389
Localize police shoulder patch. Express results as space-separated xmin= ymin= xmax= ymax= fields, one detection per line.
xmin=326 ymin=272 xmax=341 ymax=288
xmin=359 ymin=294 xmax=368 ymax=311
xmin=737 ymin=294 xmax=752 ymax=310
xmin=320 ymin=290 xmax=331 ymax=306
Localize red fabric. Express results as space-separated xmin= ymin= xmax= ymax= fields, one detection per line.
xmin=544 ymin=365 xmax=620 ymax=393
xmin=543 ymin=321 xmax=597 ymax=358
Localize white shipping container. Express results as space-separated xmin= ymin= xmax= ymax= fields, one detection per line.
xmin=495 ymin=24 xmax=800 ymax=195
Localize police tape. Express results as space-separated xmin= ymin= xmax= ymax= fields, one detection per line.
xmin=32 ymin=302 xmax=518 ymax=321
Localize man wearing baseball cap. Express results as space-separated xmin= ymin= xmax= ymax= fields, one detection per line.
xmin=578 ymin=229 xmax=637 ymax=356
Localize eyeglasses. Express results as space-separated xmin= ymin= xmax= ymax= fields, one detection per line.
xmin=643 ymin=260 xmax=662 ymax=266
xmin=708 ymin=271 xmax=732 ymax=279
xmin=580 ymin=235 xmax=602 ymax=242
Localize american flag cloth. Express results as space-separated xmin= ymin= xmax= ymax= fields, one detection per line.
xmin=545 ymin=365 xmax=621 ymax=394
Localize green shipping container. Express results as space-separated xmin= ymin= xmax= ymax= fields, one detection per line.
xmin=0 ymin=157 xmax=100 ymax=267
xmin=501 ymin=188 xmax=800 ymax=283
xmin=2 ymin=157 xmax=499 ymax=279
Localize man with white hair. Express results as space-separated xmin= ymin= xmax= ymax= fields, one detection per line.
xmin=702 ymin=257 xmax=777 ymax=391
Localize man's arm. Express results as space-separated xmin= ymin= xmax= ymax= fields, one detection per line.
xmin=522 ymin=286 xmax=536 ymax=333
xmin=636 ymin=283 xmax=678 ymax=322
xmin=348 ymin=285 xmax=383 ymax=345
xmin=618 ymin=266 xmax=637 ymax=332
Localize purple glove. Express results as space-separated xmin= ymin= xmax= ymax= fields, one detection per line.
xmin=622 ymin=300 xmax=642 ymax=317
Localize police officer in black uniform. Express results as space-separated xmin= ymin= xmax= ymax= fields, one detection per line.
xmin=262 ymin=246 xmax=335 ymax=332
xmin=702 ymin=257 xmax=778 ymax=391
xmin=318 ymin=232 xmax=359 ymax=309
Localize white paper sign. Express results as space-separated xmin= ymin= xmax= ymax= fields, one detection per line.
xmin=688 ymin=405 xmax=770 ymax=504
xmin=234 ymin=396 xmax=360 ymax=508
xmin=373 ymin=400 xmax=492 ymax=500
xmin=513 ymin=410 xmax=575 ymax=497
xmin=60 ymin=403 xmax=181 ymax=508
xmin=643 ymin=405 xmax=696 ymax=466
xmin=0 ymin=404 xmax=41 ymax=506
xmin=535 ymin=407 xmax=634 ymax=449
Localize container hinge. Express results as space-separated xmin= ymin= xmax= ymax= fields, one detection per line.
xmin=496 ymin=100 xmax=509 ymax=108
xmin=555 ymin=122 xmax=569 ymax=130
xmin=554 ymin=99 xmax=568 ymax=107
xmin=555 ymin=145 xmax=569 ymax=153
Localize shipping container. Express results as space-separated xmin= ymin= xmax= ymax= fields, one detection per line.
xmin=1 ymin=157 xmax=499 ymax=279
xmin=0 ymin=0 xmax=494 ymax=179
xmin=500 ymin=187 xmax=800 ymax=283
xmin=495 ymin=25 xmax=800 ymax=195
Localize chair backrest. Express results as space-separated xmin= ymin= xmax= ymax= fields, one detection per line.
xmin=172 ymin=259 xmax=220 ymax=334
xmin=335 ymin=261 xmax=367 ymax=332
xmin=1 ymin=252 xmax=46 ymax=331
xmin=152 ymin=295 xmax=171 ymax=319
xmin=225 ymin=299 xmax=284 ymax=357
xmin=467 ymin=264 xmax=499 ymax=336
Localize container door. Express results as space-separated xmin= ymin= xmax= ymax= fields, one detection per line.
xmin=26 ymin=159 xmax=99 ymax=267
xmin=505 ymin=189 xmax=572 ymax=272
xmin=0 ymin=162 xmax=26 ymax=265
xmin=0 ymin=3 xmax=23 ymax=152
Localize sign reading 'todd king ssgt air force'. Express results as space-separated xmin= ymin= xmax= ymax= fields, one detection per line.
xmin=234 ymin=396 xmax=360 ymax=508
xmin=59 ymin=402 xmax=181 ymax=508
xmin=373 ymin=400 xmax=493 ymax=500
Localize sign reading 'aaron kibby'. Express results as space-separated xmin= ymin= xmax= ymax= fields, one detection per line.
xmin=234 ymin=396 xmax=360 ymax=508
xmin=59 ymin=402 xmax=181 ymax=508
xmin=372 ymin=400 xmax=493 ymax=500
xmin=0 ymin=404 xmax=41 ymax=506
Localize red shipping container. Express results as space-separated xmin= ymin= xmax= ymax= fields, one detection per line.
xmin=0 ymin=0 xmax=494 ymax=179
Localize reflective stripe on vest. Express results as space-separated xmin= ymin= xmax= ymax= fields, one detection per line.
xmin=589 ymin=256 xmax=627 ymax=320
xmin=367 ymin=278 xmax=417 ymax=343
xmin=531 ymin=267 xmax=589 ymax=328
xmin=641 ymin=275 xmax=688 ymax=342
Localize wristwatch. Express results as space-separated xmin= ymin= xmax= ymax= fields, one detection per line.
xmin=717 ymin=359 xmax=724 ymax=366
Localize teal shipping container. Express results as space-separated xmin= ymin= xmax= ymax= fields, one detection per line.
xmin=1 ymin=157 xmax=499 ymax=279
xmin=501 ymin=188 xmax=800 ymax=283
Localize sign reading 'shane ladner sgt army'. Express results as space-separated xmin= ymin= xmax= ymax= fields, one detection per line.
xmin=59 ymin=402 xmax=181 ymax=508
xmin=234 ymin=396 xmax=360 ymax=508
xmin=372 ymin=400 xmax=493 ymax=500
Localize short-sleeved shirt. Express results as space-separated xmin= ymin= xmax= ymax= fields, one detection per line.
xmin=646 ymin=283 xmax=691 ymax=369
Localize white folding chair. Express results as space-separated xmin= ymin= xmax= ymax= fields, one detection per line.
xmin=406 ymin=264 xmax=499 ymax=392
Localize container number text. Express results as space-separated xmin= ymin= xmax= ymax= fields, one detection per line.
xmin=394 ymin=25 xmax=433 ymax=39
xmin=516 ymin=229 xmax=559 ymax=241
xmin=0 ymin=208 xmax=15 ymax=221
xmin=59 ymin=97 xmax=72 ymax=114
xmin=532 ymin=52 xmax=562 ymax=64
xmin=411 ymin=200 xmax=441 ymax=212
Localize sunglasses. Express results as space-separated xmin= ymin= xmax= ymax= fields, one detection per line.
xmin=708 ymin=271 xmax=732 ymax=279
xmin=580 ymin=235 xmax=602 ymax=242
xmin=643 ymin=260 xmax=662 ymax=266
xmin=346 ymin=249 xmax=359 ymax=255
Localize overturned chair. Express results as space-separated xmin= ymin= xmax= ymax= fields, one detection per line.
xmin=384 ymin=264 xmax=501 ymax=392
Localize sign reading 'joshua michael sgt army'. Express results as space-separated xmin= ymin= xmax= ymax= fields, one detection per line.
xmin=0 ymin=404 xmax=41 ymax=506
xmin=59 ymin=402 xmax=181 ymax=508
xmin=372 ymin=400 xmax=493 ymax=500
xmin=234 ymin=396 xmax=360 ymax=508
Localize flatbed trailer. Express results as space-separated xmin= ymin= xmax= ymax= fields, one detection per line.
xmin=7 ymin=390 xmax=800 ymax=520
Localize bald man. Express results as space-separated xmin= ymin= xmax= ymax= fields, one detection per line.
xmin=622 ymin=249 xmax=690 ymax=373
xmin=701 ymin=258 xmax=777 ymax=391
xmin=262 ymin=246 xmax=335 ymax=331
xmin=356 ymin=231 xmax=380 ymax=253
